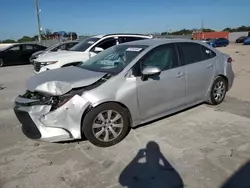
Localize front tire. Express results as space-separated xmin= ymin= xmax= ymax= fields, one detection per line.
xmin=208 ymin=77 xmax=227 ymax=105
xmin=82 ymin=103 xmax=130 ymax=147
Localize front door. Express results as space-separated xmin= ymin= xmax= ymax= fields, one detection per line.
xmin=177 ymin=42 xmax=215 ymax=104
xmin=136 ymin=44 xmax=186 ymax=121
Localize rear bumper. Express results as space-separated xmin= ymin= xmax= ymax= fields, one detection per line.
xmin=13 ymin=95 xmax=91 ymax=142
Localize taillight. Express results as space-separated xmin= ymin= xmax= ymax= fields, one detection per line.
xmin=227 ymin=57 xmax=232 ymax=63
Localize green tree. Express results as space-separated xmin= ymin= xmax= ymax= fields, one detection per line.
xmin=222 ymin=25 xmax=250 ymax=32
xmin=17 ymin=36 xmax=34 ymax=43
xmin=1 ymin=39 xmax=16 ymax=43
xmin=170 ymin=29 xmax=193 ymax=35
xmin=201 ymin=28 xmax=215 ymax=32
xmin=42 ymin=29 xmax=53 ymax=39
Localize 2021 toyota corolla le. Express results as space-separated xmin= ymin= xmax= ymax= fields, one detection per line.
xmin=14 ymin=39 xmax=234 ymax=147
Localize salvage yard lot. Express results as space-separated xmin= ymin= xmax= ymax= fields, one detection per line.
xmin=0 ymin=44 xmax=250 ymax=188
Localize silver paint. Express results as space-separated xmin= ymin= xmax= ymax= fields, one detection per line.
xmin=14 ymin=39 xmax=235 ymax=142
xmin=40 ymin=95 xmax=90 ymax=139
xmin=27 ymin=66 xmax=106 ymax=95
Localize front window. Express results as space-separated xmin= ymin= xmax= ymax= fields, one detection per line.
xmin=78 ymin=44 xmax=148 ymax=74
xmin=8 ymin=46 xmax=20 ymax=51
xmin=69 ymin=37 xmax=100 ymax=52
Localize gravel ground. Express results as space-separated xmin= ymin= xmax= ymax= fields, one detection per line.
xmin=0 ymin=44 xmax=250 ymax=188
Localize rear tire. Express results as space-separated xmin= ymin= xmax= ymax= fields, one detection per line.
xmin=82 ymin=103 xmax=131 ymax=147
xmin=208 ymin=77 xmax=227 ymax=105
xmin=0 ymin=58 xmax=4 ymax=67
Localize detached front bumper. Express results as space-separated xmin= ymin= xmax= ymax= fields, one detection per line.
xmin=14 ymin=95 xmax=90 ymax=142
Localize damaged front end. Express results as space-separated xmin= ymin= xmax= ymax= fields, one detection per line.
xmin=14 ymin=88 xmax=91 ymax=142
xmin=14 ymin=71 xmax=112 ymax=142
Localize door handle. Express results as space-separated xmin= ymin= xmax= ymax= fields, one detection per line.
xmin=176 ymin=72 xmax=183 ymax=78
xmin=206 ymin=63 xmax=213 ymax=68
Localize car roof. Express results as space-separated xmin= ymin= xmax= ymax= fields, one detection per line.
xmin=92 ymin=33 xmax=153 ymax=39
xmin=0 ymin=43 xmax=16 ymax=50
xmin=118 ymin=38 xmax=195 ymax=47
xmin=61 ymin=41 xmax=79 ymax=44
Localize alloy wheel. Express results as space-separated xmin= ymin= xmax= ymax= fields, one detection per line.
xmin=92 ymin=110 xmax=124 ymax=142
xmin=213 ymin=80 xmax=226 ymax=102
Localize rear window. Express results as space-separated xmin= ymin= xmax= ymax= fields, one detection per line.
xmin=201 ymin=46 xmax=216 ymax=59
xmin=178 ymin=43 xmax=205 ymax=64
xmin=178 ymin=42 xmax=216 ymax=64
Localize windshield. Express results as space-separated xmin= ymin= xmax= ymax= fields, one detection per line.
xmin=45 ymin=43 xmax=60 ymax=51
xmin=77 ymin=44 xmax=148 ymax=74
xmin=69 ymin=37 xmax=100 ymax=52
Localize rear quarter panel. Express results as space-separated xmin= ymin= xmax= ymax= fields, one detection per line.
xmin=213 ymin=52 xmax=234 ymax=90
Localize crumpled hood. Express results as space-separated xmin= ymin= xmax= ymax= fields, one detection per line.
xmin=27 ymin=66 xmax=106 ymax=96
xmin=36 ymin=50 xmax=88 ymax=62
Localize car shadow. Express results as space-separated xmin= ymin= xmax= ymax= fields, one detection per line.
xmin=220 ymin=161 xmax=250 ymax=188
xmin=119 ymin=141 xmax=184 ymax=188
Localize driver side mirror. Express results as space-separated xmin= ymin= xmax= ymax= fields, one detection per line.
xmin=94 ymin=47 xmax=104 ymax=53
xmin=141 ymin=66 xmax=161 ymax=81
xmin=142 ymin=66 xmax=161 ymax=76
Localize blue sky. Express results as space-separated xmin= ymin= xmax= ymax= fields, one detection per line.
xmin=1 ymin=0 xmax=250 ymax=40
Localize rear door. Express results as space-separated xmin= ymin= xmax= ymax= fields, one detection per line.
xmin=3 ymin=45 xmax=23 ymax=65
xmin=177 ymin=42 xmax=216 ymax=104
xmin=136 ymin=43 xmax=186 ymax=120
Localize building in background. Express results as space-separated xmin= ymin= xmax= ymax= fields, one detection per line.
xmin=228 ymin=31 xmax=250 ymax=42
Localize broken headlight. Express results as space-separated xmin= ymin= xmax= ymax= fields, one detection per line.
xmin=50 ymin=88 xmax=85 ymax=111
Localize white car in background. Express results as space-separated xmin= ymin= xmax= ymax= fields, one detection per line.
xmin=33 ymin=34 xmax=153 ymax=74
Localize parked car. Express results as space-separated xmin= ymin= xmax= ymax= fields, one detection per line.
xmin=235 ymin=36 xmax=248 ymax=43
xmin=243 ymin=37 xmax=250 ymax=45
xmin=14 ymin=39 xmax=234 ymax=147
xmin=30 ymin=41 xmax=79 ymax=64
xmin=206 ymin=38 xmax=229 ymax=47
xmin=33 ymin=33 xmax=153 ymax=74
xmin=0 ymin=43 xmax=46 ymax=67
xmin=200 ymin=38 xmax=212 ymax=43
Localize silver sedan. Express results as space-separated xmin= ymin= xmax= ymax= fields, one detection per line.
xmin=14 ymin=39 xmax=234 ymax=147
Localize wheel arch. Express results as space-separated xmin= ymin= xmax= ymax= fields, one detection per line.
xmin=80 ymin=101 xmax=133 ymax=138
xmin=206 ymin=74 xmax=229 ymax=102
xmin=217 ymin=74 xmax=228 ymax=90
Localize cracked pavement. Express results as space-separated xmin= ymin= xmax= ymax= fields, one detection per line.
xmin=0 ymin=44 xmax=250 ymax=188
